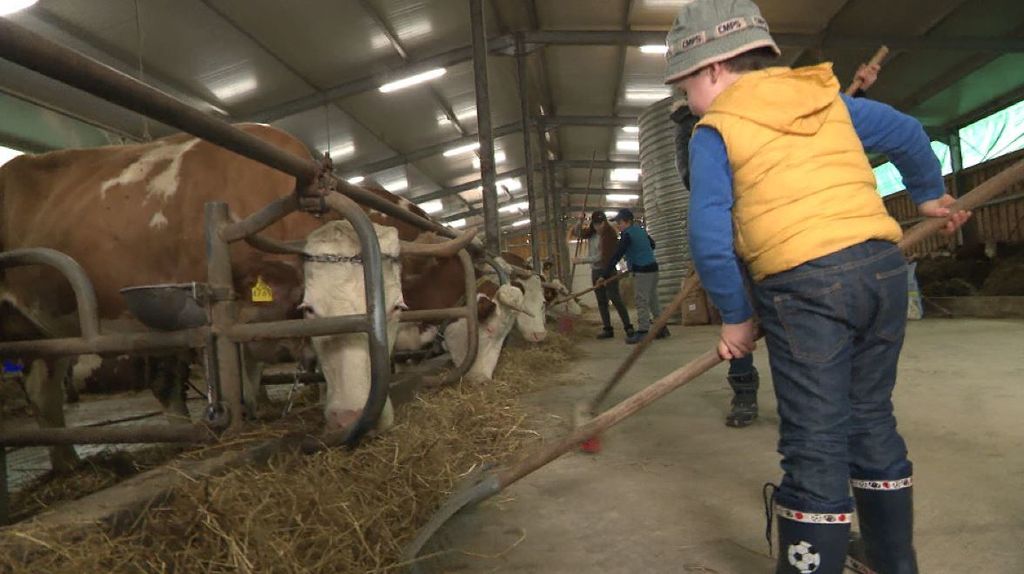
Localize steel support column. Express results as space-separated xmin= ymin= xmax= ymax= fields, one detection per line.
xmin=515 ymin=35 xmax=542 ymax=268
xmin=470 ymin=0 xmax=500 ymax=254
xmin=536 ymin=121 xmax=557 ymax=274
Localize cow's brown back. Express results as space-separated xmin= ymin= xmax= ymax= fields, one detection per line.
xmin=0 ymin=124 xmax=323 ymax=329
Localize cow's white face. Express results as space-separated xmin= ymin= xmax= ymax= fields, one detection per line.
xmin=301 ymin=221 xmax=404 ymax=433
xmin=513 ymin=275 xmax=547 ymax=342
xmin=547 ymin=279 xmax=582 ymax=315
xmin=444 ymin=284 xmax=524 ymax=379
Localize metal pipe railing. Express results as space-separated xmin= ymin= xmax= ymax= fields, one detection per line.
xmin=224 ymin=315 xmax=371 ymax=343
xmin=0 ymin=424 xmax=215 ymax=447
xmin=423 ymin=250 xmax=480 ymax=387
xmin=0 ymin=328 xmax=207 ymax=358
xmin=0 ymin=248 xmax=100 ymax=339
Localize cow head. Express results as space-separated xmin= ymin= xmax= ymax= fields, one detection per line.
xmin=301 ymin=221 xmax=404 ymax=433
xmin=444 ymin=281 xmax=529 ymax=379
xmin=510 ymin=274 xmax=547 ymax=342
xmin=494 ymin=257 xmax=547 ymax=343
xmin=301 ymin=221 xmax=476 ymax=434
xmin=543 ymin=279 xmax=582 ymax=315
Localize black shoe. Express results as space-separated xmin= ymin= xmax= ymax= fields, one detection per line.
xmin=625 ymin=327 xmax=636 ymax=339
xmin=848 ymin=477 xmax=919 ymax=574
xmin=655 ymin=327 xmax=670 ymax=339
xmin=596 ymin=329 xmax=614 ymax=340
xmin=625 ymin=330 xmax=648 ymax=344
xmin=725 ymin=368 xmax=759 ymax=428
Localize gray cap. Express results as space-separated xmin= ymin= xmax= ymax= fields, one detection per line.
xmin=663 ymin=0 xmax=780 ymax=85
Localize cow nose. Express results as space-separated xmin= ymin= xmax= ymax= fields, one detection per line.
xmin=325 ymin=407 xmax=363 ymax=432
xmin=529 ymin=331 xmax=547 ymax=342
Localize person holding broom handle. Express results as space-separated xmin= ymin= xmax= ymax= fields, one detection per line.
xmin=668 ymin=48 xmax=883 ymax=429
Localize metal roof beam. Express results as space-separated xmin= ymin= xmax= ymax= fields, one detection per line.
xmin=522 ymin=30 xmax=1024 ymax=53
xmin=339 ymin=121 xmax=521 ymax=177
xmin=249 ymin=35 xmax=515 ymax=123
xmin=541 ymin=115 xmax=638 ymax=128
xmin=558 ymin=186 xmax=640 ymax=195
xmin=412 ymin=166 xmax=530 ymax=204
xmin=554 ymin=159 xmax=638 ymax=169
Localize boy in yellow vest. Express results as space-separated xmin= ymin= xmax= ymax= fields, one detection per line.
xmin=664 ymin=1 xmax=970 ymax=573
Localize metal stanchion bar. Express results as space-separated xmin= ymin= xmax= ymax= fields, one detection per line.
xmin=0 ymin=424 xmax=215 ymax=447
xmin=224 ymin=315 xmax=370 ymax=342
xmin=399 ymin=308 xmax=472 ymax=323
xmin=0 ymin=248 xmax=101 ymax=339
xmin=424 ymin=250 xmax=479 ymax=387
xmin=0 ymin=328 xmax=207 ymax=357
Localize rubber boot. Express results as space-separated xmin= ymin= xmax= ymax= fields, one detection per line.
xmin=846 ymin=478 xmax=918 ymax=574
xmin=625 ymin=330 xmax=648 ymax=344
xmin=774 ymin=503 xmax=852 ymax=574
xmin=726 ymin=367 xmax=759 ymax=427
xmin=596 ymin=328 xmax=614 ymax=340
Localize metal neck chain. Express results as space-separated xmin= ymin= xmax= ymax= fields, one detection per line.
xmin=302 ymin=253 xmax=400 ymax=264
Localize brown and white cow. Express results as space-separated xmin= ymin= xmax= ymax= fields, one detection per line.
xmin=495 ymin=252 xmax=548 ymax=342
xmin=0 ymin=123 xmax=468 ymax=469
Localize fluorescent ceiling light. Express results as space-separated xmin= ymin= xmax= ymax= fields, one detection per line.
xmin=380 ymin=177 xmax=408 ymax=192
xmin=610 ymin=168 xmax=641 ymax=182
xmin=640 ymin=45 xmax=668 ymax=55
xmin=0 ymin=0 xmax=38 ymax=16
xmin=616 ymin=139 xmax=640 ymax=153
xmin=327 ymin=142 xmax=356 ymax=160
xmin=0 ymin=145 xmax=23 ymax=167
xmin=512 ymin=219 xmax=530 ymax=228
xmin=499 ymin=201 xmax=529 ymax=213
xmin=472 ymin=150 xmax=506 ymax=169
xmin=438 ymin=106 xmax=477 ymax=126
xmin=607 ymin=193 xmax=640 ymax=202
xmin=448 ymin=218 xmax=466 ymax=228
xmin=418 ymin=199 xmax=443 ymax=214
xmin=443 ymin=141 xmax=480 ymax=157
xmin=379 ymin=67 xmax=446 ymax=93
xmin=210 ymin=75 xmax=258 ymax=102
xmin=346 ymin=175 xmax=365 ymax=185
xmin=497 ymin=177 xmax=522 ymax=192
xmin=622 ymin=125 xmax=640 ymax=134
xmin=625 ymin=88 xmax=671 ymax=102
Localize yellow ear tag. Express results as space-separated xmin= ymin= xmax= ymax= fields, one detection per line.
xmin=251 ymin=276 xmax=274 ymax=303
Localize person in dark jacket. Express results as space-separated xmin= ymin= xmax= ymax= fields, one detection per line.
xmin=570 ymin=210 xmax=634 ymax=339
xmin=603 ymin=209 xmax=669 ymax=344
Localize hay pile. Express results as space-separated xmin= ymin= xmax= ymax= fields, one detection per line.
xmin=0 ymin=333 xmax=584 ymax=574
xmin=8 ymin=446 xmax=183 ymax=523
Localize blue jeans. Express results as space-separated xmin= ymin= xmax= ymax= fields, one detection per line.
xmin=752 ymin=240 xmax=913 ymax=514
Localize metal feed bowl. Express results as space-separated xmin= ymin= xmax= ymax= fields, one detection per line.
xmin=120 ymin=282 xmax=209 ymax=331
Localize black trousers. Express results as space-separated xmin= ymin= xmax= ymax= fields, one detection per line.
xmin=592 ymin=268 xmax=632 ymax=332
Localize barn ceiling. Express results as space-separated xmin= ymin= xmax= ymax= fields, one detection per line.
xmin=1 ymin=0 xmax=1022 ymax=234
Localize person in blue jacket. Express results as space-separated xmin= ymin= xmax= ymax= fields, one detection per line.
xmin=602 ymin=208 xmax=670 ymax=344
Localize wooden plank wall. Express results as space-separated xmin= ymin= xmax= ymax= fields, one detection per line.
xmin=884 ymin=149 xmax=1024 ymax=256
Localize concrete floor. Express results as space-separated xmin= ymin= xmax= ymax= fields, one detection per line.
xmin=438 ymin=318 xmax=1024 ymax=573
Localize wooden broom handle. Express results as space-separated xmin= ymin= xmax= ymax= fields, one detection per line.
xmin=845 ymin=45 xmax=889 ymax=96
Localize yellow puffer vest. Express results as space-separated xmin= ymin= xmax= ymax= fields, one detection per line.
xmin=697 ymin=64 xmax=902 ymax=280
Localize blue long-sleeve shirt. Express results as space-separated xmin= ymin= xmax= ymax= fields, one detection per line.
xmin=603 ymin=225 xmax=657 ymax=277
xmin=688 ymin=94 xmax=945 ymax=324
